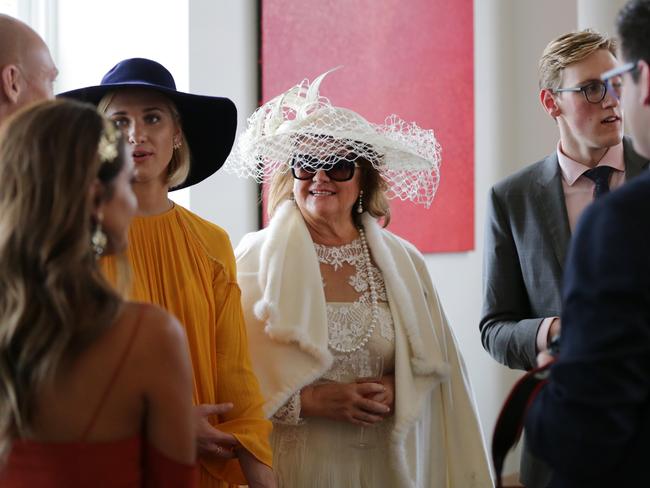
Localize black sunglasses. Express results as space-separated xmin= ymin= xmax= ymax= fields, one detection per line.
xmin=291 ymin=154 xmax=360 ymax=182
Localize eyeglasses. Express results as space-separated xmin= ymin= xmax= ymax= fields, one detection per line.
xmin=291 ymin=155 xmax=360 ymax=182
xmin=601 ymin=61 xmax=640 ymax=100
xmin=553 ymin=79 xmax=621 ymax=104
xmin=601 ymin=60 xmax=640 ymax=81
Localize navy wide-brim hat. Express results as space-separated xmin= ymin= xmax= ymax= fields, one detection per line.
xmin=58 ymin=57 xmax=237 ymax=191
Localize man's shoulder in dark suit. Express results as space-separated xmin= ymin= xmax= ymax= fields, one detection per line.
xmin=525 ymin=169 xmax=650 ymax=488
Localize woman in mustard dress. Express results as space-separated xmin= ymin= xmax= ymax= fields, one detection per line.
xmin=61 ymin=58 xmax=275 ymax=488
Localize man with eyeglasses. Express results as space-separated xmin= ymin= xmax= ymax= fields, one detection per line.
xmin=480 ymin=29 xmax=648 ymax=488
xmin=524 ymin=2 xmax=650 ymax=486
xmin=0 ymin=14 xmax=58 ymax=125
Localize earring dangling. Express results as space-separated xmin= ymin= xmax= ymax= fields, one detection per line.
xmin=356 ymin=190 xmax=364 ymax=214
xmin=91 ymin=214 xmax=108 ymax=259
xmin=173 ymin=140 xmax=182 ymax=150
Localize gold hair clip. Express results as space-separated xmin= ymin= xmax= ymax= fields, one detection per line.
xmin=98 ymin=121 xmax=120 ymax=163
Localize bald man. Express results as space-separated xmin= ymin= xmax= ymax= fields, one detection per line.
xmin=0 ymin=14 xmax=58 ymax=124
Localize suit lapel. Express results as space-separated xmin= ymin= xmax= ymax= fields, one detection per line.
xmin=530 ymin=140 xmax=647 ymax=273
xmin=534 ymin=154 xmax=571 ymax=270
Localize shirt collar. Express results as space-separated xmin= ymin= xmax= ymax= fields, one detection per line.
xmin=556 ymin=141 xmax=625 ymax=186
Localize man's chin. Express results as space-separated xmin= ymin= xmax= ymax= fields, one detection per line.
xmin=597 ymin=132 xmax=624 ymax=149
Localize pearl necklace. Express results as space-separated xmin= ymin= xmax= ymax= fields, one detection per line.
xmin=327 ymin=226 xmax=379 ymax=354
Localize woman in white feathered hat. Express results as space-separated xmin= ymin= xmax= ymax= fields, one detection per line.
xmin=226 ymin=70 xmax=493 ymax=488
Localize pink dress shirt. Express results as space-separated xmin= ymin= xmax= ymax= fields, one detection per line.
xmin=536 ymin=142 xmax=626 ymax=352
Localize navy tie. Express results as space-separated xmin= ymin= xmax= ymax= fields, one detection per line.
xmin=583 ymin=166 xmax=614 ymax=199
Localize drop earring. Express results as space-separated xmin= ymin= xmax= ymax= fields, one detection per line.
xmin=357 ymin=190 xmax=364 ymax=214
xmin=91 ymin=212 xmax=108 ymax=258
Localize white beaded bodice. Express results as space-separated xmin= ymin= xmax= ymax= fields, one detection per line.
xmin=272 ymin=234 xmax=396 ymax=425
xmin=315 ymin=237 xmax=395 ymax=380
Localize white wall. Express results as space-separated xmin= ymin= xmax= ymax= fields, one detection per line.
xmin=578 ymin=0 xmax=627 ymax=33
xmin=187 ymin=0 xmax=259 ymax=244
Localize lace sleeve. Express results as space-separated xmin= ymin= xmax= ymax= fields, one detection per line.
xmin=272 ymin=391 xmax=305 ymax=425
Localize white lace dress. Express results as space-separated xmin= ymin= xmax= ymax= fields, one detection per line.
xmin=271 ymin=238 xmax=397 ymax=488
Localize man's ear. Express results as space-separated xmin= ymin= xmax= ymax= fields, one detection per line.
xmin=1 ymin=64 xmax=22 ymax=104
xmin=540 ymin=88 xmax=561 ymax=118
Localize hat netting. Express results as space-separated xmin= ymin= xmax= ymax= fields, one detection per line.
xmin=224 ymin=69 xmax=442 ymax=207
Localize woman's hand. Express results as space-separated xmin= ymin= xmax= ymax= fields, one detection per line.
xmin=300 ymin=381 xmax=390 ymax=426
xmin=195 ymin=403 xmax=240 ymax=458
xmin=366 ymin=374 xmax=395 ymax=413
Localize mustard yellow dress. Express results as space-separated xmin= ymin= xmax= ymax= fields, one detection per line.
xmin=103 ymin=204 xmax=272 ymax=488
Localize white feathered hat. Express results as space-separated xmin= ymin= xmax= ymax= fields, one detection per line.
xmin=224 ymin=68 xmax=442 ymax=207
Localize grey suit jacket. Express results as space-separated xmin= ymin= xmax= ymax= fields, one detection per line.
xmin=480 ymin=138 xmax=648 ymax=488
xmin=480 ymin=138 xmax=648 ymax=371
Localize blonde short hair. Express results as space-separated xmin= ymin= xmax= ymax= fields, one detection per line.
xmin=97 ymin=89 xmax=190 ymax=189
xmin=538 ymin=29 xmax=617 ymax=90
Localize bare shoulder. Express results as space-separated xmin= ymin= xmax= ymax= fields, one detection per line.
xmin=123 ymin=301 xmax=182 ymax=336
xmin=122 ymin=302 xmax=189 ymax=367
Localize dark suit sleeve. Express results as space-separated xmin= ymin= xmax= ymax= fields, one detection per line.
xmin=525 ymin=195 xmax=650 ymax=482
xmin=480 ymin=186 xmax=545 ymax=370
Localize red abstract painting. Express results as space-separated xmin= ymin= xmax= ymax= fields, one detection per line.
xmin=261 ymin=0 xmax=474 ymax=253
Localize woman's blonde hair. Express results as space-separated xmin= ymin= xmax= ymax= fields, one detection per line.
xmin=538 ymin=29 xmax=617 ymax=90
xmin=0 ymin=99 xmax=125 ymax=460
xmin=267 ymin=152 xmax=391 ymax=228
xmin=98 ymin=89 xmax=190 ymax=188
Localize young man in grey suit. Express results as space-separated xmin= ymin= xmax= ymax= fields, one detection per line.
xmin=480 ymin=29 xmax=648 ymax=488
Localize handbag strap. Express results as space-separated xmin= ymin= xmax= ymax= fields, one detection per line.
xmin=491 ymin=362 xmax=554 ymax=488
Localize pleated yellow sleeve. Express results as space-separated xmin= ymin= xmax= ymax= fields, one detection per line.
xmin=102 ymin=205 xmax=272 ymax=488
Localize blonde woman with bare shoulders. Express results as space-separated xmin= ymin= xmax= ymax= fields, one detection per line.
xmin=0 ymin=99 xmax=197 ymax=487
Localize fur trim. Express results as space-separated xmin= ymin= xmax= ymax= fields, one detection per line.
xmin=262 ymin=361 xmax=333 ymax=418
xmin=254 ymin=200 xmax=333 ymax=369
xmin=264 ymin=325 xmax=334 ymax=369
xmin=362 ymin=213 xmax=449 ymax=377
xmin=253 ymin=299 xmax=269 ymax=321
xmin=389 ymin=376 xmax=442 ymax=487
